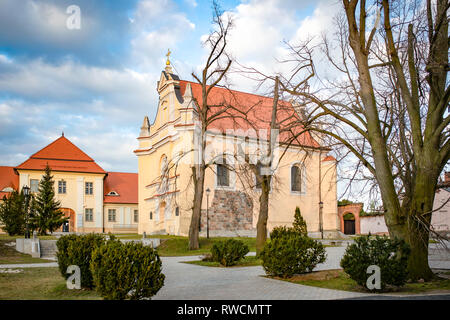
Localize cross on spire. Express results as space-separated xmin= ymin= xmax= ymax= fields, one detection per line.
xmin=166 ymin=49 xmax=171 ymax=66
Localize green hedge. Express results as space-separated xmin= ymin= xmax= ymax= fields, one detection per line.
xmin=211 ymin=239 xmax=249 ymax=266
xmin=340 ymin=235 xmax=410 ymax=290
xmin=261 ymin=229 xmax=326 ymax=278
xmin=90 ymin=241 xmax=165 ymax=300
xmin=56 ymin=233 xmax=106 ymax=288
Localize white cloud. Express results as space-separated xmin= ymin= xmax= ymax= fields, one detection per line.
xmin=185 ymin=0 xmax=198 ymax=8
xmin=129 ymin=0 xmax=196 ymax=72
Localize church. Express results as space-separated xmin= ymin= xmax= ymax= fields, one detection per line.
xmin=134 ymin=55 xmax=341 ymax=238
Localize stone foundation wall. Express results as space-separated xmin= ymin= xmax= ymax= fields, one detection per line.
xmin=200 ymin=189 xmax=254 ymax=234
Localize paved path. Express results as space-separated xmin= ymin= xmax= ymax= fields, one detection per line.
xmin=153 ymin=247 xmax=373 ymax=300
xmin=0 ymin=262 xmax=58 ymax=268
xmin=1 ymin=246 xmax=449 ymax=300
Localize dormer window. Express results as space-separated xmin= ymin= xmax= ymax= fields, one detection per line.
xmin=107 ymin=191 xmax=119 ymax=196
xmin=1 ymin=187 xmax=14 ymax=192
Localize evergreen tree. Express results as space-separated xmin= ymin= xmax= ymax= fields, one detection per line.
xmin=0 ymin=191 xmax=26 ymax=236
xmin=31 ymin=165 xmax=67 ymax=235
xmin=292 ymin=206 xmax=307 ymax=236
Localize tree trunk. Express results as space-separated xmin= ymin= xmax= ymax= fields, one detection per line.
xmin=256 ymin=176 xmax=270 ymax=255
xmin=189 ymin=166 xmax=205 ymax=250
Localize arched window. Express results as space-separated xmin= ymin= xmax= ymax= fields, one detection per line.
xmin=291 ymin=164 xmax=303 ymax=192
xmin=217 ymin=158 xmax=230 ymax=187
xmin=175 ymin=207 xmax=179 ymax=216
xmin=149 ymin=211 xmax=153 ymax=220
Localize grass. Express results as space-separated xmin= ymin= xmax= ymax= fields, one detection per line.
xmin=0 ymin=267 xmax=101 ymax=300
xmin=275 ymin=269 xmax=450 ymax=295
xmin=155 ymin=236 xmax=257 ymax=257
xmin=183 ymin=255 xmax=262 ymax=267
xmin=2 ymin=233 xmax=258 ymax=258
xmin=0 ymin=240 xmax=53 ymax=265
xmin=0 ymin=234 xmax=57 ymax=241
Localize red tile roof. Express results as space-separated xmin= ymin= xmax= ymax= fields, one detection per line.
xmin=104 ymin=172 xmax=138 ymax=204
xmin=322 ymin=155 xmax=336 ymax=162
xmin=178 ymin=80 xmax=321 ymax=148
xmin=0 ymin=166 xmax=18 ymax=199
xmin=15 ymin=136 xmax=106 ymax=174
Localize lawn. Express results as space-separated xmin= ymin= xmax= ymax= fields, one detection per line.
xmin=155 ymin=236 xmax=257 ymax=257
xmin=0 ymin=267 xmax=100 ymax=300
xmin=0 ymin=234 xmax=58 ymax=241
xmin=183 ymin=255 xmax=262 ymax=267
xmin=276 ymin=269 xmax=450 ymax=294
xmin=0 ymin=240 xmax=53 ymax=265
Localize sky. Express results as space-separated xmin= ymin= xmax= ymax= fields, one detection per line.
xmin=0 ymin=0 xmax=351 ymax=193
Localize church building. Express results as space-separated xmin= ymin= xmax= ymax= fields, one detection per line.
xmin=135 ymin=57 xmax=340 ymax=238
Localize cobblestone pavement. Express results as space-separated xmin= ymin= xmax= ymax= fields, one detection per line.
xmin=1 ymin=246 xmax=448 ymax=300
xmin=153 ymin=247 xmax=373 ymax=300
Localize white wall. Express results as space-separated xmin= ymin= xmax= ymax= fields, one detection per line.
xmin=432 ymin=188 xmax=450 ymax=231
xmin=360 ymin=215 xmax=388 ymax=235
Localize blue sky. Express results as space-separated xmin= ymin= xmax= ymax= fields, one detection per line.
xmin=0 ymin=0 xmax=335 ymax=176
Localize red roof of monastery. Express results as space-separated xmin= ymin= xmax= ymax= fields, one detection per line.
xmin=104 ymin=172 xmax=138 ymax=204
xmin=15 ymin=136 xmax=106 ymax=174
xmin=3 ymin=136 xmax=137 ymax=204
xmin=178 ymin=80 xmax=321 ymax=148
xmin=0 ymin=166 xmax=19 ymax=199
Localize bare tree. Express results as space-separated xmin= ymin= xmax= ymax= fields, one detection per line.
xmin=230 ymin=74 xmax=322 ymax=254
xmin=187 ymin=1 xmax=237 ymax=249
xmin=278 ymin=0 xmax=448 ymax=280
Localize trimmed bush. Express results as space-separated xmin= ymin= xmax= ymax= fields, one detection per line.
xmin=56 ymin=233 xmax=106 ymax=289
xmin=340 ymin=235 xmax=410 ymax=290
xmin=90 ymin=241 xmax=165 ymax=300
xmin=261 ymin=230 xmax=326 ymax=278
xmin=211 ymin=239 xmax=249 ymax=266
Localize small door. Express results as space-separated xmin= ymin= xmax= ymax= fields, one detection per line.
xmin=344 ymin=220 xmax=355 ymax=235
xmin=59 ymin=208 xmax=75 ymax=232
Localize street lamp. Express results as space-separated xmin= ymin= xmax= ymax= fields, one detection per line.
xmin=23 ymin=185 xmax=31 ymax=239
xmin=319 ymin=201 xmax=324 ymax=239
xmin=206 ymin=188 xmax=211 ymax=239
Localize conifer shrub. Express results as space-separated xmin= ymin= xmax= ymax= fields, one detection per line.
xmin=56 ymin=233 xmax=105 ymax=289
xmin=269 ymin=226 xmax=299 ymax=240
xmin=90 ymin=241 xmax=165 ymax=300
xmin=292 ymin=206 xmax=308 ymax=235
xmin=340 ymin=235 xmax=410 ymax=290
xmin=0 ymin=191 xmax=26 ymax=236
xmin=210 ymin=239 xmax=249 ymax=266
xmin=261 ymin=228 xmax=326 ymax=278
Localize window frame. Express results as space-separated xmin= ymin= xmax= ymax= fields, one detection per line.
xmin=30 ymin=179 xmax=39 ymax=193
xmin=85 ymin=182 xmax=93 ymax=195
xmin=108 ymin=209 xmax=116 ymax=222
xmin=58 ymin=180 xmax=67 ymax=194
xmin=290 ymin=163 xmax=306 ymax=194
xmin=85 ymin=208 xmax=94 ymax=222
xmin=214 ymin=156 xmax=235 ymax=190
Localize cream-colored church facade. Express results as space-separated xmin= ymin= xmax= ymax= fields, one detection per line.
xmin=135 ymin=64 xmax=340 ymax=238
